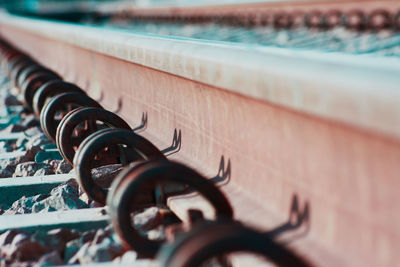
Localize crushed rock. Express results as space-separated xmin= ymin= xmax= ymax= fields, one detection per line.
xmin=0 ymin=225 xmax=126 ymax=266
xmin=13 ymin=161 xmax=46 ymax=177
xmin=55 ymin=160 xmax=73 ymax=174
xmin=4 ymin=180 xmax=88 ymax=214
xmin=3 ymin=94 xmax=22 ymax=106
xmin=91 ymin=164 xmax=123 ymax=188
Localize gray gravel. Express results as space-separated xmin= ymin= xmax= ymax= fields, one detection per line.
xmin=0 ymin=226 xmax=127 ymax=266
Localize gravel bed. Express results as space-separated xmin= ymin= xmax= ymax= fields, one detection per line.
xmin=0 ymin=72 xmax=127 ymax=215
xmin=0 ymin=78 xmax=61 ymax=177
xmin=0 ymin=72 xmax=167 ymax=266
xmin=0 ymin=225 xmax=134 ymax=266
xmin=1 ymin=165 xmax=124 ymax=215
xmin=0 ymin=205 xmax=168 ymax=266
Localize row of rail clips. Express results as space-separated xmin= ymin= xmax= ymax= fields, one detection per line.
xmin=115 ymin=9 xmax=400 ymax=31
xmin=0 ymin=39 xmax=310 ymax=267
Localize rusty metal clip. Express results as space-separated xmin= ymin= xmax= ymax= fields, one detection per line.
xmin=18 ymin=65 xmax=59 ymax=90
xmin=74 ymin=128 xmax=165 ymax=205
xmin=107 ymin=160 xmax=233 ymax=258
xmin=56 ymin=107 xmax=132 ymax=164
xmin=39 ymin=92 xmax=102 ymax=141
xmin=157 ymin=220 xmax=310 ymax=267
xmin=33 ymin=80 xmax=84 ymax=116
xmin=21 ymin=71 xmax=62 ymax=110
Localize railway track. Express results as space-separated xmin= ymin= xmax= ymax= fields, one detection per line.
xmin=0 ymin=0 xmax=399 ymax=266
xmin=0 ymin=37 xmax=308 ymax=267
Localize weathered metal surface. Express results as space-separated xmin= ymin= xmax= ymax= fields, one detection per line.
xmin=56 ymin=107 xmax=131 ymax=164
xmin=105 ymin=5 xmax=400 ymax=31
xmin=74 ymin=129 xmax=165 ymax=205
xmin=96 ymin=0 xmax=400 ymax=16
xmin=21 ymin=71 xmax=61 ymax=110
xmin=108 ymin=160 xmax=233 ymax=258
xmin=0 ymin=173 xmax=74 ymax=207
xmin=17 ymin=64 xmax=51 ymax=88
xmin=157 ymin=220 xmax=310 ymax=267
xmin=0 ymin=9 xmax=399 ymax=267
xmin=1 ymin=13 xmax=399 ymax=140
xmin=33 ymin=80 xmax=84 ymax=116
xmin=40 ymin=92 xmax=102 ymax=141
xmin=9 ymin=57 xmax=34 ymax=85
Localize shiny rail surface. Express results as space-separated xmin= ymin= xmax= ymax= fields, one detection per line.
xmin=0 ymin=1 xmax=399 ymax=266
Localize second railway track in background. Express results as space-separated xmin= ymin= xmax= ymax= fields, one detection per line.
xmin=0 ymin=0 xmax=399 ymax=266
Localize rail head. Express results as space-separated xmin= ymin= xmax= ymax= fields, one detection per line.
xmin=0 ymin=12 xmax=399 ymax=140
xmin=95 ymin=0 xmax=400 ymax=13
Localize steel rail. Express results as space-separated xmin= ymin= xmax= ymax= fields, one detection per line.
xmin=0 ymin=13 xmax=399 ymax=139
xmin=20 ymin=0 xmax=400 ymax=15
xmin=0 ymin=10 xmax=399 ymax=267
xmin=96 ymin=0 xmax=400 ymax=26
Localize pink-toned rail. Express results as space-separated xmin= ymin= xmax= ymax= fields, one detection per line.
xmin=98 ymin=0 xmax=400 ymax=18
xmin=0 ymin=9 xmax=399 ymax=267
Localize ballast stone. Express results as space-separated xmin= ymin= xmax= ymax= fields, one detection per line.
xmin=1 ymin=233 xmax=49 ymax=263
xmin=31 ymin=180 xmax=89 ymax=212
xmin=13 ymin=161 xmax=45 ymax=177
xmin=0 ymin=230 xmax=19 ymax=246
xmin=0 ymin=141 xmax=15 ymax=153
xmin=4 ymin=180 xmax=89 ymax=214
xmin=34 ymin=166 xmax=54 ymax=176
xmin=0 ymin=145 xmax=44 ymax=178
xmin=55 ymin=160 xmax=73 ymax=174
xmin=3 ymin=94 xmax=21 ymax=106
xmin=4 ymin=194 xmax=50 ymax=215
xmin=91 ymin=164 xmax=123 ymax=188
xmin=36 ymin=251 xmax=64 ymax=266
xmin=68 ymin=226 xmax=124 ymax=264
